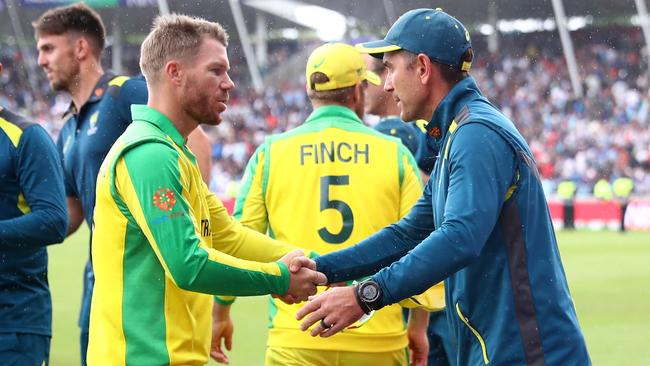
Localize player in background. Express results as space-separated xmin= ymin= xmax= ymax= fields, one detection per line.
xmin=297 ymin=8 xmax=591 ymax=365
xmin=0 ymin=61 xmax=68 ymax=366
xmin=364 ymin=54 xmax=420 ymax=157
xmin=32 ymin=5 xmax=212 ymax=364
xmin=365 ymin=53 xmax=438 ymax=186
xmin=88 ymin=14 xmax=325 ymax=366
xmin=211 ymin=42 xmax=429 ymax=366
xmin=363 ymin=52 xmax=454 ymax=366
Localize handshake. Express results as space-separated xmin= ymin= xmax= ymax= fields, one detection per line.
xmin=276 ymin=250 xmax=367 ymax=338
xmin=275 ymin=249 xmax=327 ymax=304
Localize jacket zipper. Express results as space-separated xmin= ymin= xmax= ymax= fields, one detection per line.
xmin=456 ymin=302 xmax=490 ymax=364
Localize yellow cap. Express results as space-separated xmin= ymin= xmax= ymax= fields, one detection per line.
xmin=306 ymin=42 xmax=381 ymax=91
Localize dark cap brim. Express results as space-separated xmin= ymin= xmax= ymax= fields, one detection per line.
xmin=355 ymin=40 xmax=402 ymax=59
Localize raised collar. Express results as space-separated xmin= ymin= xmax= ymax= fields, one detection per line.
xmin=63 ymin=71 xmax=116 ymax=117
xmin=425 ymin=76 xmax=484 ymax=145
xmin=130 ymin=104 xmax=186 ymax=147
xmin=304 ymin=105 xmax=364 ymax=125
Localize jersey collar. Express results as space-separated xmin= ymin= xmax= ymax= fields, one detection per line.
xmin=304 ymin=105 xmax=364 ymax=125
xmin=426 ymin=76 xmax=483 ymax=145
xmin=130 ymin=104 xmax=186 ymax=147
xmin=63 ymin=71 xmax=116 ymax=118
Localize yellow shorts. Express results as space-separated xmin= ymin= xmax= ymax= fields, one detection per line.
xmin=265 ymin=346 xmax=408 ymax=366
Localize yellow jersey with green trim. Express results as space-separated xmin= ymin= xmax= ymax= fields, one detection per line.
xmin=88 ymin=105 xmax=297 ymax=366
xmin=234 ymin=105 xmax=423 ymax=353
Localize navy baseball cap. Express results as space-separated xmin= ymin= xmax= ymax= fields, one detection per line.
xmin=356 ymin=8 xmax=472 ymax=72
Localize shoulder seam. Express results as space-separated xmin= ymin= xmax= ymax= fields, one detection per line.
xmin=0 ymin=115 xmax=35 ymax=147
xmin=109 ymin=75 xmax=130 ymax=87
xmin=120 ymin=137 xmax=177 ymax=159
xmin=0 ymin=110 xmax=35 ymax=130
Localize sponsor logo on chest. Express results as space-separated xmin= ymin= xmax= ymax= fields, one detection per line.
xmin=87 ymin=112 xmax=99 ymax=136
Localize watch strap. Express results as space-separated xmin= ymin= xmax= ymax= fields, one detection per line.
xmin=354 ymin=283 xmax=374 ymax=314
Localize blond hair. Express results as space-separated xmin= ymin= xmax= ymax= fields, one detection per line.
xmin=140 ymin=14 xmax=229 ymax=83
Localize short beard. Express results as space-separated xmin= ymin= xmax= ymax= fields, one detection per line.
xmin=180 ymin=84 xmax=221 ymax=127
xmin=51 ymin=56 xmax=80 ymax=93
xmin=51 ymin=78 xmax=70 ymax=92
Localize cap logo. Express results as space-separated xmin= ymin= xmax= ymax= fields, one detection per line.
xmin=313 ymin=58 xmax=325 ymax=69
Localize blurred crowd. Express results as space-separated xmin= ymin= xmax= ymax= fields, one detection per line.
xmin=476 ymin=28 xmax=650 ymax=197
xmin=2 ymin=28 xmax=649 ymax=200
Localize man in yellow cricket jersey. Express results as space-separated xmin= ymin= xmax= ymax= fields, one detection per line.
xmin=87 ymin=14 xmax=325 ymax=366
xmin=210 ymin=42 xmax=429 ymax=366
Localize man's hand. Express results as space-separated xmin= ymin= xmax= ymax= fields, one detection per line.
xmin=295 ymin=286 xmax=364 ymax=337
xmin=276 ymin=249 xmax=327 ymax=304
xmin=407 ymin=308 xmax=430 ymax=366
xmin=210 ymin=302 xmax=234 ymax=364
xmin=288 ymin=254 xmax=317 ymax=272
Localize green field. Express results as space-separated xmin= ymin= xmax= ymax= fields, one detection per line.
xmin=48 ymin=227 xmax=650 ymax=365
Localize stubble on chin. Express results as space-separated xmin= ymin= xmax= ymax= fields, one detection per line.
xmin=50 ymin=61 xmax=80 ymax=93
xmin=181 ymin=91 xmax=222 ymax=126
xmin=51 ymin=77 xmax=70 ymax=92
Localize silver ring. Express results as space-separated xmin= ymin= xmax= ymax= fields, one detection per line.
xmin=320 ymin=318 xmax=332 ymax=329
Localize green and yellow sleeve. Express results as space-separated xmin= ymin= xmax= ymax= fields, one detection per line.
xmin=210 ymin=146 xmax=303 ymax=305
xmin=205 ymin=187 xmax=297 ymax=262
xmin=217 ymin=145 xmax=298 ymax=260
xmin=233 ymin=146 xmax=268 ymax=231
xmin=114 ymin=141 xmax=289 ymax=296
xmin=206 ymin=186 xmax=298 ymax=305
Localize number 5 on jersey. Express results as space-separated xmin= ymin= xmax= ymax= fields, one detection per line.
xmin=318 ymin=175 xmax=354 ymax=244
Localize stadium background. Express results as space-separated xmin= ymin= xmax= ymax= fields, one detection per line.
xmin=1 ymin=0 xmax=649 ymax=364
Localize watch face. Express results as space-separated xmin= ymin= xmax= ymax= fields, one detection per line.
xmin=361 ymin=283 xmax=379 ymax=301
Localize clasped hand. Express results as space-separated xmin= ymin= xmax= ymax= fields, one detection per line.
xmin=278 ymin=251 xmax=365 ymax=337
xmin=275 ymin=249 xmax=327 ymax=304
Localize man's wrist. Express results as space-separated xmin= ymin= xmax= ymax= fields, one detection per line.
xmin=213 ymin=301 xmax=232 ymax=317
xmin=354 ymin=280 xmax=384 ymax=314
xmin=214 ymin=295 xmax=236 ymax=305
xmin=275 ymin=261 xmax=290 ymax=295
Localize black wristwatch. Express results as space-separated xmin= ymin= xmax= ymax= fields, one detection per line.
xmin=354 ymin=280 xmax=384 ymax=314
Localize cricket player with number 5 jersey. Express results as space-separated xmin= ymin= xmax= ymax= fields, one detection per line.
xmin=211 ymin=42 xmax=438 ymax=366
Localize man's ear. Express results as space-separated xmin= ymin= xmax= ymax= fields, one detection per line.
xmin=353 ymin=82 xmax=363 ymax=103
xmin=73 ymin=37 xmax=92 ymax=61
xmin=164 ymin=60 xmax=183 ymax=86
xmin=417 ymin=54 xmax=435 ymax=86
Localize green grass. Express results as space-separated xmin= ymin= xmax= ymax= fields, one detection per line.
xmin=48 ymin=227 xmax=650 ymax=365
xmin=558 ymin=231 xmax=650 ymax=365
